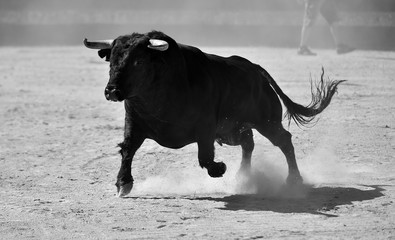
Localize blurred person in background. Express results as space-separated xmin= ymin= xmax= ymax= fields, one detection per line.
xmin=297 ymin=0 xmax=355 ymax=55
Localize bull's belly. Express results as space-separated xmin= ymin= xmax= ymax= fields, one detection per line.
xmin=150 ymin=137 xmax=195 ymax=149
xmin=140 ymin=118 xmax=253 ymax=149
xmin=145 ymin=127 xmax=196 ymax=149
xmin=215 ymin=120 xmax=253 ymax=146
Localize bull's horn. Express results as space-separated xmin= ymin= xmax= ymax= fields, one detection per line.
xmin=83 ymin=38 xmax=113 ymax=49
xmin=148 ymin=39 xmax=169 ymax=51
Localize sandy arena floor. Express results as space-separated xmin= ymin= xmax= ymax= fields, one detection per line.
xmin=0 ymin=46 xmax=394 ymax=239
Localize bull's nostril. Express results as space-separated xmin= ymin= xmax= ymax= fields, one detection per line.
xmin=104 ymin=86 xmax=122 ymax=101
xmin=105 ymin=85 xmax=115 ymax=92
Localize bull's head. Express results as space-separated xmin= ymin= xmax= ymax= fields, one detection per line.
xmin=84 ymin=34 xmax=169 ymax=102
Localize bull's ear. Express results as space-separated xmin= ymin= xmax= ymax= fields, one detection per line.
xmin=148 ymin=39 xmax=169 ymax=51
xmin=98 ymin=49 xmax=111 ymax=62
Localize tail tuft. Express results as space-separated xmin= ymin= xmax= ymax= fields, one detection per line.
xmin=285 ymin=67 xmax=345 ymax=127
xmin=261 ymin=66 xmax=345 ymax=128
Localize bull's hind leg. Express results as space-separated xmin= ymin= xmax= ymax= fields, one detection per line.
xmin=239 ymin=129 xmax=255 ymax=173
xmin=256 ymin=122 xmax=303 ymax=185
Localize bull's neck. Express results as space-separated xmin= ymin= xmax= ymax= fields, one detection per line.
xmin=125 ymin=71 xmax=190 ymax=122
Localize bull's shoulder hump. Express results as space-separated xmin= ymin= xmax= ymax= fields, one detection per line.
xmin=178 ymin=44 xmax=212 ymax=64
xmin=227 ymin=55 xmax=253 ymax=64
xmin=178 ymin=43 xmax=202 ymax=54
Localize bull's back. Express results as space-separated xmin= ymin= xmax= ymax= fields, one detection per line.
xmin=206 ymin=54 xmax=283 ymax=123
xmin=179 ymin=44 xmax=283 ymax=126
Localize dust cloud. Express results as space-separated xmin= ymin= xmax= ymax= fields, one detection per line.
xmin=134 ymin=144 xmax=355 ymax=198
xmin=301 ymin=146 xmax=352 ymax=185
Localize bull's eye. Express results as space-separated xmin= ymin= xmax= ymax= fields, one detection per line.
xmin=133 ymin=60 xmax=143 ymax=66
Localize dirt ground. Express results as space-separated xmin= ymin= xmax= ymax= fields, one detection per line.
xmin=1 ymin=45 xmax=394 ymax=239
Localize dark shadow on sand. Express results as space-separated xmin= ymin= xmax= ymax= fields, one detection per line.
xmin=187 ymin=185 xmax=386 ymax=217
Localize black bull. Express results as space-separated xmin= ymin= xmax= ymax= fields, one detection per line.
xmin=84 ymin=31 xmax=344 ymax=197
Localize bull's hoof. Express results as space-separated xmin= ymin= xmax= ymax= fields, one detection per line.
xmin=116 ymin=182 xmax=133 ymax=198
xmin=207 ymin=162 xmax=227 ymax=178
xmin=286 ymin=174 xmax=303 ymax=186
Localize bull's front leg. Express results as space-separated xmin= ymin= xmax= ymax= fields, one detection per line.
xmin=197 ymin=131 xmax=227 ymax=178
xmin=116 ymin=117 xmax=145 ymax=197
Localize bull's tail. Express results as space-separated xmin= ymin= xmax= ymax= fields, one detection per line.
xmin=259 ymin=66 xmax=345 ymax=127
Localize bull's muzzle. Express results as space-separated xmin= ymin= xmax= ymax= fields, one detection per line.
xmin=104 ymin=85 xmax=122 ymax=102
